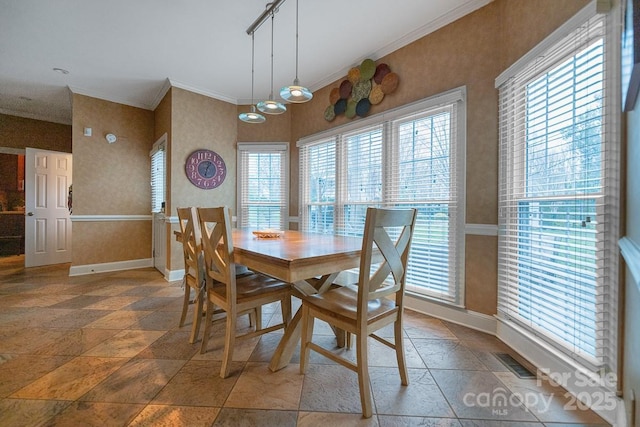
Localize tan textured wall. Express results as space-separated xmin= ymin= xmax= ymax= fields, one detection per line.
xmin=499 ymin=0 xmax=590 ymax=70
xmin=72 ymin=221 xmax=152 ymax=265
xmin=168 ymin=88 xmax=239 ymax=271
xmin=71 ymin=94 xmax=154 ymax=266
xmin=0 ymin=114 xmax=71 ymax=152
xmin=283 ymin=0 xmax=588 ymax=315
xmin=237 ymin=106 xmax=291 ymax=143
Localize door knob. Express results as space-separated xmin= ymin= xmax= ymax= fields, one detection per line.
xmin=27 ymin=212 xmax=34 ymax=216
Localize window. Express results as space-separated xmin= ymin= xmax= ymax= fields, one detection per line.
xmin=150 ymin=140 xmax=165 ymax=213
xmin=299 ymin=89 xmax=466 ymax=305
xmin=237 ymin=143 xmax=289 ymax=230
xmin=497 ymin=11 xmax=619 ymax=383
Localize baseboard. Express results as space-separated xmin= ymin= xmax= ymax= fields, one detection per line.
xmin=165 ymin=268 xmax=184 ymax=282
xmin=404 ymin=294 xmax=497 ymax=335
xmin=496 ymin=318 xmax=620 ymax=426
xmin=69 ymin=258 xmax=153 ymax=276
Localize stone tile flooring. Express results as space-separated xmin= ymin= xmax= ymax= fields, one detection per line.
xmin=0 ymin=255 xmax=610 ymax=426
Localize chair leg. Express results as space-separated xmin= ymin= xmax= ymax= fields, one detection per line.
xmin=189 ymin=287 xmax=203 ymax=344
xmin=199 ymin=297 xmax=214 ymax=354
xmin=356 ymin=332 xmax=373 ymax=418
xmin=394 ymin=318 xmax=409 ymax=386
xmin=179 ymin=281 xmax=190 ymax=327
xmin=220 ymin=311 xmax=237 ymax=378
xmin=255 ymin=306 xmax=263 ymax=330
xmin=299 ymin=305 xmax=314 ymax=374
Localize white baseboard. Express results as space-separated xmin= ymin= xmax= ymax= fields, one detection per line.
xmin=404 ymin=294 xmax=497 ymax=335
xmin=404 ymin=296 xmax=622 ymax=425
xmin=69 ymin=258 xmax=153 ymax=276
xmin=165 ymin=268 xmax=184 ymax=282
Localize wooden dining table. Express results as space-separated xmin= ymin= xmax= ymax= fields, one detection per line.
xmin=232 ymin=228 xmax=363 ymax=371
xmin=175 ymin=227 xmax=364 ymax=371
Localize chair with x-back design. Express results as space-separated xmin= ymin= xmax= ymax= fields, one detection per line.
xmin=299 ymin=206 xmax=418 ymax=418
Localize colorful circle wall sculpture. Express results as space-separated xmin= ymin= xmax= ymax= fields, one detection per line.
xmin=325 ymin=59 xmax=398 ymax=122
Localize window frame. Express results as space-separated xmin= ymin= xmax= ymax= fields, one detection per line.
xmin=496 ymin=2 xmax=620 ymax=387
xmin=150 ymin=137 xmax=166 ymax=214
xmin=298 ymin=88 xmax=466 ymax=305
xmin=236 ymin=142 xmax=290 ymax=230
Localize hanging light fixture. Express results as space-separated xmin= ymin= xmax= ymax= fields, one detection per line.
xmin=257 ymin=10 xmax=287 ymax=115
xmin=239 ymin=32 xmax=266 ymax=124
xmin=280 ymin=0 xmax=312 ymax=103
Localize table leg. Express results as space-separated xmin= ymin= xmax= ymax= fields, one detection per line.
xmin=269 ymin=272 xmax=348 ymax=371
xmin=269 ymin=307 xmax=302 ymax=372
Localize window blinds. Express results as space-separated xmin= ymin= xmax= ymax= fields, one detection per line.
xmin=299 ymin=89 xmax=466 ymax=305
xmin=237 ymin=143 xmax=289 ymax=230
xmin=497 ymin=12 xmax=619 ymax=382
xmin=150 ymin=144 xmax=165 ymax=213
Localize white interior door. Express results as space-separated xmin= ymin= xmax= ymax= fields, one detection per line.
xmin=25 ymin=148 xmax=73 ymax=267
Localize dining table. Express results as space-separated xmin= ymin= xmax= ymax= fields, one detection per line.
xmin=175 ymin=227 xmax=365 ymax=372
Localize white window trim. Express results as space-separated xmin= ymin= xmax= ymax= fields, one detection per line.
xmin=236 ymin=142 xmax=290 ymax=230
xmin=149 ymin=133 xmax=167 ymax=214
xmin=495 ymin=0 xmax=622 ymax=414
xmin=298 ymin=87 xmax=466 ymax=306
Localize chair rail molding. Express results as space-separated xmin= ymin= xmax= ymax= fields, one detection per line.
xmin=465 ymin=223 xmax=498 ymax=236
xmin=71 ymin=215 xmax=152 ymax=222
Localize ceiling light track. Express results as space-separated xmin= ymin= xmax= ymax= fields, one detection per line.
xmin=246 ymin=0 xmax=286 ymax=36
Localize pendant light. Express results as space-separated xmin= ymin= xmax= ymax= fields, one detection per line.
xmin=257 ymin=11 xmax=287 ymax=115
xmin=280 ymin=0 xmax=312 ymax=103
xmin=239 ymin=32 xmax=266 ymax=123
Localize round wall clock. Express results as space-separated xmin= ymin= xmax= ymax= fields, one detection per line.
xmin=185 ymin=149 xmax=227 ymax=189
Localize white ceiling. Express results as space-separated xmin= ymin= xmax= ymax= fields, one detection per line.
xmin=0 ymin=0 xmax=491 ymax=125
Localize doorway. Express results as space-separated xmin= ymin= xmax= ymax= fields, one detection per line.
xmin=0 ymin=150 xmax=25 ymax=258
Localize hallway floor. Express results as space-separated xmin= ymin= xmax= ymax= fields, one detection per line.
xmin=0 ymin=256 xmax=609 ymax=426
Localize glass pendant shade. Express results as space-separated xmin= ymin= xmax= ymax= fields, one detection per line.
xmin=257 ymin=11 xmax=286 ymax=115
xmin=238 ymin=33 xmax=265 ymax=124
xmin=257 ymin=98 xmax=287 ymax=114
xmin=239 ymin=105 xmax=266 ymax=123
xmin=280 ymin=0 xmax=312 ymax=103
xmin=280 ymin=79 xmax=313 ymax=103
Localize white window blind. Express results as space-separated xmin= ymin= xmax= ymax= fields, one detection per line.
xmin=150 ymin=143 xmax=165 ymax=213
xmin=299 ymin=138 xmax=336 ymax=234
xmin=237 ymin=143 xmax=289 ymax=230
xmin=299 ymin=89 xmax=466 ymax=305
xmin=497 ymin=11 xmax=620 ymax=383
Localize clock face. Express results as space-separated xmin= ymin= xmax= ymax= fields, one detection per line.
xmin=185 ymin=149 xmax=227 ymax=189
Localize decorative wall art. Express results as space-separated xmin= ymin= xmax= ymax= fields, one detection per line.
xmin=324 ymin=59 xmax=399 ymax=121
xmin=185 ymin=149 xmax=227 ymax=189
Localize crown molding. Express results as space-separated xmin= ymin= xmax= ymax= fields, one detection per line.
xmin=68 ymin=85 xmax=155 ymax=111
xmin=167 ymin=78 xmax=238 ymax=105
xmin=0 ymin=107 xmax=71 ymax=125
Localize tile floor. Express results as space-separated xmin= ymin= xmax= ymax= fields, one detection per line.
xmin=0 ymin=255 xmax=610 ymax=426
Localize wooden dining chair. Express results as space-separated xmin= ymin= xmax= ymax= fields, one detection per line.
xmin=197 ymin=206 xmax=292 ymax=378
xmin=299 ymin=207 xmax=418 ymax=418
xmin=177 ymin=206 xmax=206 ymax=344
